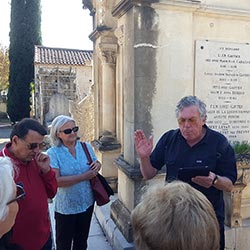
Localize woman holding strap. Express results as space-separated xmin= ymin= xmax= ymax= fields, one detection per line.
xmin=47 ymin=115 xmax=101 ymax=250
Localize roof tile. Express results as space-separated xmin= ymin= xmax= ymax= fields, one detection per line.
xmin=34 ymin=45 xmax=93 ymax=65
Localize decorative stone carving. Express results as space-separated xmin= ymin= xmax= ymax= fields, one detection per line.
xmin=98 ymin=44 xmax=117 ymax=64
xmin=224 ymin=154 xmax=250 ymax=227
xmin=114 ymin=25 xmax=124 ymax=46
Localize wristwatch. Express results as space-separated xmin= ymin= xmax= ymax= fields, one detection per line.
xmin=212 ymin=175 xmax=218 ymax=186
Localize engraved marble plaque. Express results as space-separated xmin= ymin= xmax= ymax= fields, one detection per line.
xmin=195 ymin=40 xmax=250 ymax=142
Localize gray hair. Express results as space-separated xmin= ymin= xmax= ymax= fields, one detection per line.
xmin=175 ymin=96 xmax=207 ymax=119
xmin=49 ymin=115 xmax=75 ymax=146
xmin=0 ymin=157 xmax=16 ymax=220
xmin=131 ymin=181 xmax=220 ymax=250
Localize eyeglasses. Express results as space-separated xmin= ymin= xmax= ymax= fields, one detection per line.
xmin=7 ymin=183 xmax=26 ymax=205
xmin=59 ymin=126 xmax=79 ymax=135
xmin=21 ymin=140 xmax=46 ymax=150
xmin=177 ymin=117 xmax=200 ymax=126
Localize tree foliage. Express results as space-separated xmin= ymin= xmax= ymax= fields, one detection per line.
xmin=8 ymin=0 xmax=42 ymax=122
xmin=0 ymin=45 xmax=9 ymax=91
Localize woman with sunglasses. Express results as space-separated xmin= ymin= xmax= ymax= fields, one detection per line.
xmin=0 ymin=157 xmax=21 ymax=249
xmin=47 ymin=115 xmax=101 ymax=250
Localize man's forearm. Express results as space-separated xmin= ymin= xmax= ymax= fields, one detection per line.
xmin=140 ymin=157 xmax=157 ymax=180
xmin=213 ymin=175 xmax=234 ymax=192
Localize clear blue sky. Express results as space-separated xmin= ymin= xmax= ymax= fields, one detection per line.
xmin=0 ymin=0 xmax=93 ymax=50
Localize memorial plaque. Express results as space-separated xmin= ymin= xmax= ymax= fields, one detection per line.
xmin=195 ymin=40 xmax=250 ymax=142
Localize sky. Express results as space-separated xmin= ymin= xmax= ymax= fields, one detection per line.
xmin=0 ymin=0 xmax=93 ymax=50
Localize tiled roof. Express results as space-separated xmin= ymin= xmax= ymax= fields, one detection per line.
xmin=34 ymin=45 xmax=93 ymax=65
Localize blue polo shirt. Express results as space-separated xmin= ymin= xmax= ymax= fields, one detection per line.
xmin=47 ymin=141 xmax=95 ymax=215
xmin=150 ymin=125 xmax=237 ymax=228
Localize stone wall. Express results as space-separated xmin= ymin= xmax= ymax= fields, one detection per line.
xmin=71 ymin=85 xmax=95 ymax=142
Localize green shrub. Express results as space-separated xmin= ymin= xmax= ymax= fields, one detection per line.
xmin=231 ymin=141 xmax=250 ymax=154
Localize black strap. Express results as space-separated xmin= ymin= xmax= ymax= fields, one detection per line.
xmin=81 ymin=142 xmax=93 ymax=164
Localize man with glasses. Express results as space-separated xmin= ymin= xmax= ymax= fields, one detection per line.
xmin=134 ymin=95 xmax=237 ymax=250
xmin=0 ymin=118 xmax=57 ymax=250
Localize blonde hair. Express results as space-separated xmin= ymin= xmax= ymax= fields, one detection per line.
xmin=131 ymin=181 xmax=220 ymax=250
xmin=0 ymin=157 xmax=16 ymax=220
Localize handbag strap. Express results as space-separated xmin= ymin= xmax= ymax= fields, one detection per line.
xmin=81 ymin=142 xmax=93 ymax=164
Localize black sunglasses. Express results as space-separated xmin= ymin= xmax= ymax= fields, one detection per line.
xmin=7 ymin=183 xmax=26 ymax=205
xmin=59 ymin=126 xmax=79 ymax=135
xmin=21 ymin=139 xmax=46 ymax=150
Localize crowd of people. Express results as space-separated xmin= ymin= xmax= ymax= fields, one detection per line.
xmin=0 ymin=95 xmax=238 ymax=250
xmin=0 ymin=116 xmax=101 ymax=250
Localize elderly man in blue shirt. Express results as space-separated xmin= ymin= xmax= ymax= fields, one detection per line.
xmin=134 ymin=95 xmax=237 ymax=250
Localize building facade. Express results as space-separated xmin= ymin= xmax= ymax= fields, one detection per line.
xmin=83 ymin=1 xmax=250 ymax=249
xmin=34 ymin=45 xmax=94 ymax=141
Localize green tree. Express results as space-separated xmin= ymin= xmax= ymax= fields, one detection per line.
xmin=0 ymin=45 xmax=9 ymax=91
xmin=8 ymin=0 xmax=42 ymax=123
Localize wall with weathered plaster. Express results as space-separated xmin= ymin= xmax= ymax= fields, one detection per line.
xmin=111 ymin=0 xmax=250 ymax=248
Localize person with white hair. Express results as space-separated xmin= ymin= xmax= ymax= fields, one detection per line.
xmin=47 ymin=115 xmax=101 ymax=250
xmin=131 ymin=181 xmax=220 ymax=250
xmin=0 ymin=157 xmax=23 ymax=249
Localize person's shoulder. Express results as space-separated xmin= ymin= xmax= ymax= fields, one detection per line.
xmin=79 ymin=141 xmax=92 ymax=148
xmin=47 ymin=145 xmax=59 ymax=154
xmin=207 ymin=126 xmax=228 ymax=141
xmin=206 ymin=126 xmax=231 ymax=152
xmin=157 ymin=129 xmax=180 ymax=145
xmin=161 ymin=129 xmax=180 ymax=138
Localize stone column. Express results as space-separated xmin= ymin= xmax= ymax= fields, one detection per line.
xmin=92 ymin=43 xmax=120 ymax=189
xmin=97 ymin=43 xmax=117 ymax=136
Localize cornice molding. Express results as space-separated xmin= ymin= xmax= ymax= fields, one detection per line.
xmin=89 ymin=29 xmax=101 ymax=42
xmin=112 ymin=0 xmax=134 ymax=18
xmin=89 ymin=26 xmax=113 ymax=42
xmin=111 ymin=0 xmax=201 ymax=18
